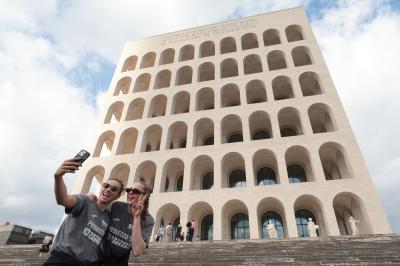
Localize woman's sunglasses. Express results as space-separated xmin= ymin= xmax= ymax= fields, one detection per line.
xmin=126 ymin=188 xmax=145 ymax=195
xmin=102 ymin=183 xmax=120 ymax=193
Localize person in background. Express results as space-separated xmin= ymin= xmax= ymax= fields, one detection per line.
xmin=185 ymin=220 xmax=192 ymax=241
xmin=44 ymin=157 xmax=123 ymax=265
xmin=157 ymin=225 xmax=165 ymax=242
xmin=103 ymin=180 xmax=154 ymax=266
xmin=38 ymin=235 xmax=53 ymax=257
xmin=175 ymin=223 xmax=182 ymax=242
xmin=188 ymin=219 xmax=196 ymax=241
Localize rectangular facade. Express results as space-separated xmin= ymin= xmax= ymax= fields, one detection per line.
xmin=72 ymin=7 xmax=391 ymax=240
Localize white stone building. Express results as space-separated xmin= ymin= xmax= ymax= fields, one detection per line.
xmin=72 ymin=7 xmax=391 ymax=241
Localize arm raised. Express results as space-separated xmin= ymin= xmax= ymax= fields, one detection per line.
xmin=131 ymin=194 xmax=149 ymax=257
xmin=53 ymin=158 xmax=81 ymax=208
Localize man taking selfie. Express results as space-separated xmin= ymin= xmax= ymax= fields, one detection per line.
xmin=44 ymin=157 xmax=123 ymax=265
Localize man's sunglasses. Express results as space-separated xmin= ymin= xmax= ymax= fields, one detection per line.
xmin=126 ymin=188 xmax=145 ymax=195
xmin=102 ymin=183 xmax=120 ymax=193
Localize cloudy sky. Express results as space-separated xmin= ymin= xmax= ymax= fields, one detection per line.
xmin=0 ymin=0 xmax=399 ymax=234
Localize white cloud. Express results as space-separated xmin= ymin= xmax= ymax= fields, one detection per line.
xmin=0 ymin=8 xmax=99 ymax=231
xmin=36 ymin=0 xmax=305 ymax=62
xmin=0 ymin=0 xmax=399 ymax=234
xmin=312 ymin=0 xmax=400 ymax=232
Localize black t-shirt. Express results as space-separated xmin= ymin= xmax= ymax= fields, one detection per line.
xmin=51 ymin=195 xmax=109 ymax=262
xmin=105 ymin=201 xmax=154 ymax=258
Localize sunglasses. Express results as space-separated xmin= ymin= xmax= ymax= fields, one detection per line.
xmin=125 ymin=188 xmax=145 ymax=195
xmin=102 ymin=183 xmax=120 ymax=193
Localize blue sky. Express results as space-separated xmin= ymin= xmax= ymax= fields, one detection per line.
xmin=0 ymin=0 xmax=399 ymax=234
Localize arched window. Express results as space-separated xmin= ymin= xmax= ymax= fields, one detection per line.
xmin=272 ymin=76 xmax=294 ymax=100
xmin=220 ymin=37 xmax=236 ymax=54
xmin=196 ymin=87 xmax=214 ymax=111
xmin=295 ymin=209 xmax=318 ymax=237
xmin=292 ymin=46 xmax=312 ymax=67
xmin=133 ymin=73 xmax=151 ymax=92
xmin=93 ymin=131 xmax=115 ymax=157
xmin=243 ymin=54 xmax=263 ymax=74
xmin=229 ymin=170 xmax=246 ymax=188
xmin=299 ymin=72 xmax=322 ymax=96
xmin=267 ymin=50 xmax=287 ymax=71
xmin=171 ymin=91 xmax=190 ymax=114
xmin=194 ymin=118 xmax=214 ymax=147
xmin=116 ymin=128 xmax=138 ymax=155
xmin=140 ymin=52 xmax=156 ymax=69
xmin=104 ymin=101 xmax=123 ymax=124
xmin=121 ymin=55 xmax=138 ymax=72
xmin=198 ymin=62 xmax=215 ymax=82
xmin=222 ymin=115 xmax=243 ymax=144
xmin=308 ymin=104 xmax=335 ymax=133
xmin=228 ymin=133 xmax=243 ymax=143
xmin=231 ymin=213 xmax=249 ymax=239
xmin=257 ymin=167 xmax=277 ymax=185
xmin=166 ymin=122 xmax=187 ymax=150
xmin=278 ymin=107 xmax=302 ymax=137
xmin=220 ymin=58 xmax=238 ymax=78
xmin=261 ymin=211 xmax=284 ymax=238
xmin=202 ymin=172 xmax=214 ymax=190
xmin=221 ymin=83 xmax=240 ymax=107
xmin=241 ymin=33 xmax=259 ymax=50
xmin=287 ymin=165 xmax=307 ymax=183
xmin=154 ymin=70 xmax=171 ymax=89
xmin=125 ymin=98 xmax=144 ymax=121
xmin=176 ymin=176 xmax=183 ymax=191
xmin=113 ymin=77 xmax=131 ymax=96
xmin=246 ymin=80 xmax=267 ymax=104
xmin=201 ymin=214 xmax=213 ymax=240
xmin=148 ymin=95 xmax=167 ymax=117
xmin=141 ymin=125 xmax=162 ymax=152
xmin=200 ymin=41 xmax=215 ymax=58
xmin=176 ymin=66 xmax=193 ymax=85
xmin=179 ymin=44 xmax=195 ymax=61
xmin=191 ymin=155 xmax=214 ymax=191
xmin=159 ymin=48 xmax=175 ymax=65
xmin=263 ymin=29 xmax=280 ymax=46
xmin=253 ymin=131 xmax=270 ymax=140
xmin=320 ymin=143 xmax=351 ymax=180
xmin=286 ymin=25 xmax=304 ymax=42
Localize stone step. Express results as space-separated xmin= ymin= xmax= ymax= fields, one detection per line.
xmin=0 ymin=234 xmax=399 ymax=265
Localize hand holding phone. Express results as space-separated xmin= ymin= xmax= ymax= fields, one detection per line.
xmin=74 ymin=149 xmax=90 ymax=164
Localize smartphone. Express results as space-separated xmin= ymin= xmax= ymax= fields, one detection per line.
xmin=74 ymin=149 xmax=90 ymax=164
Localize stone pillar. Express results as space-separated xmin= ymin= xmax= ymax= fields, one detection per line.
xmin=284 ymin=205 xmax=298 ymax=238
xmin=248 ymin=207 xmax=259 ymax=239
xmin=323 ymin=204 xmax=340 ymax=236
xmin=213 ymin=206 xmax=222 ymax=240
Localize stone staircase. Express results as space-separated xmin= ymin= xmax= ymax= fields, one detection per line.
xmin=0 ymin=234 xmax=399 ymax=265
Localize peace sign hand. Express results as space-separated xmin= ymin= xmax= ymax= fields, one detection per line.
xmin=131 ymin=194 xmax=149 ymax=218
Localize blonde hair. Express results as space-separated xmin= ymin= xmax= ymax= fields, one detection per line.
xmin=137 ymin=178 xmax=152 ymax=228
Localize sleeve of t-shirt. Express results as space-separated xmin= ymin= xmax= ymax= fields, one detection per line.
xmin=142 ymin=215 xmax=155 ymax=243
xmin=65 ymin=195 xmax=87 ymax=216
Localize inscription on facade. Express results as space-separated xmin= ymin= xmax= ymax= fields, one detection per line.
xmin=161 ymin=18 xmax=258 ymax=46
